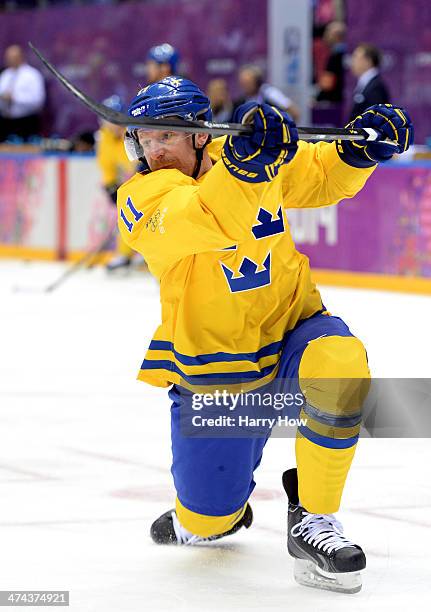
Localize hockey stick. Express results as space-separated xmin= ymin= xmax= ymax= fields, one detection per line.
xmin=43 ymin=225 xmax=116 ymax=292
xmin=29 ymin=43 xmax=394 ymax=145
xmin=12 ymin=225 xmax=116 ymax=294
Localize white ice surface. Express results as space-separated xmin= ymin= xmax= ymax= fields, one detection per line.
xmin=1 ymin=260 xmax=431 ymax=611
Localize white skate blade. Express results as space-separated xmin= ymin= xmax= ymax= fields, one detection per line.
xmin=294 ymin=558 xmax=362 ymax=594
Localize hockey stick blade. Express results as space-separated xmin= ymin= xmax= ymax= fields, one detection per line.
xmin=29 ymin=43 xmax=391 ymax=143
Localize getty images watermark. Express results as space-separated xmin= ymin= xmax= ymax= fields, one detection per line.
xmin=177 ymin=378 xmax=431 ymax=439
xmin=189 ymin=390 xmax=307 ymax=431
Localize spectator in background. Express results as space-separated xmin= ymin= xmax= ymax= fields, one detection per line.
xmin=316 ymin=21 xmax=346 ymax=103
xmin=349 ymin=44 xmax=390 ymax=120
xmin=234 ymin=64 xmax=300 ymax=122
xmin=0 ymin=44 xmax=45 ymax=142
xmin=146 ymin=43 xmax=179 ymax=84
xmin=207 ymin=78 xmax=233 ymax=123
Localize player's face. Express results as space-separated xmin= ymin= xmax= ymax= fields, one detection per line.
xmin=137 ymin=129 xmax=197 ymax=175
xmin=146 ymin=60 xmax=165 ymax=84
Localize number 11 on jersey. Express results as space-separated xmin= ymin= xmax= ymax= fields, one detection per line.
xmin=120 ymin=196 xmax=143 ymax=232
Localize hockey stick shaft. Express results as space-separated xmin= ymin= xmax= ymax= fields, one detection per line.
xmin=44 ymin=226 xmax=116 ymax=293
xmin=29 ymin=43 xmax=392 ymax=144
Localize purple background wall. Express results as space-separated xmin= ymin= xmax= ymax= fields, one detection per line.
xmin=295 ymin=163 xmax=431 ymax=278
xmin=0 ymin=0 xmax=267 ymax=137
xmin=346 ymin=0 xmax=431 ymax=144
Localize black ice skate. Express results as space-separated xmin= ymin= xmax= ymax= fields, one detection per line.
xmin=282 ymin=468 xmax=366 ymax=594
xmin=150 ymin=503 xmax=253 ymax=545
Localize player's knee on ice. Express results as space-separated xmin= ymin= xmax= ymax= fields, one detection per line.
xmin=175 ymin=497 xmax=248 ymax=538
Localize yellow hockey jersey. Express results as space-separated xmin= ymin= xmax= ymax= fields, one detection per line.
xmin=117 ymin=138 xmax=375 ymax=389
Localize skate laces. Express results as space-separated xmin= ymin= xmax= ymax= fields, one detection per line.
xmin=171 ymin=512 xmax=208 ymax=546
xmin=291 ymin=511 xmax=356 ymax=554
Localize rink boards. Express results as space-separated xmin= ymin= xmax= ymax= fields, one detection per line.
xmin=0 ymin=153 xmax=431 ymax=293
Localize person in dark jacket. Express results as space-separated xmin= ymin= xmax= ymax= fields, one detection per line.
xmin=316 ymin=21 xmax=347 ymax=103
xmin=350 ymin=43 xmax=390 ymax=120
xmin=233 ymin=64 xmax=300 ymax=122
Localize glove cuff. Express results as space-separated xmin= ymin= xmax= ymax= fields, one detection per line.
xmin=221 ymin=146 xmax=270 ymax=183
xmin=336 ymin=140 xmax=377 ymax=169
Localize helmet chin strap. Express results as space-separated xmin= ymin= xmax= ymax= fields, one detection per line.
xmin=191 ymin=134 xmax=208 ymax=179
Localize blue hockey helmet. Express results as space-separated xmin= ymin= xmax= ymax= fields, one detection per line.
xmin=147 ymin=43 xmax=179 ymax=73
xmin=125 ymin=77 xmax=212 ymax=178
xmin=128 ymin=77 xmax=212 ymax=123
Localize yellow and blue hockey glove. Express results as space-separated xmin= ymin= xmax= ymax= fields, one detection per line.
xmin=222 ymin=102 xmax=298 ymax=182
xmin=337 ymin=103 xmax=414 ymax=168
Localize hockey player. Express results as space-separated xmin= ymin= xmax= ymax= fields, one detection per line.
xmin=146 ymin=43 xmax=179 ymax=84
xmin=118 ymin=77 xmax=413 ymax=593
xmin=96 ymin=95 xmax=137 ymax=271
